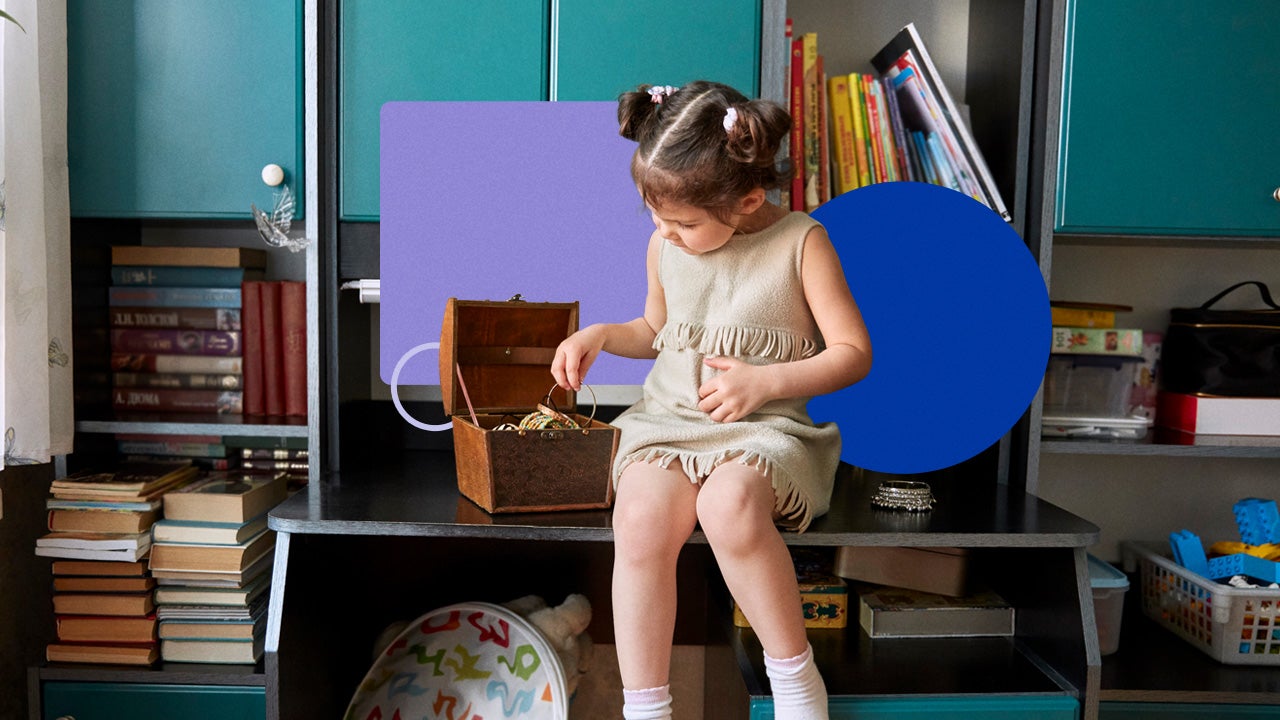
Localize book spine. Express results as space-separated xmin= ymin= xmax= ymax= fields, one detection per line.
xmin=826 ymin=75 xmax=858 ymax=194
xmin=242 ymin=459 xmax=309 ymax=473
xmin=124 ymin=454 xmax=237 ymax=471
xmin=881 ymin=76 xmax=914 ymax=181
xmin=816 ymin=57 xmax=830 ymax=204
xmin=111 ymin=266 xmax=248 ymax=288
xmin=223 ymin=435 xmax=308 ymax=450
xmin=1050 ymin=307 xmax=1117 ymax=328
xmin=912 ymin=131 xmax=938 ymax=184
xmin=111 ymin=353 xmax=244 ymax=374
xmin=925 ymin=132 xmax=962 ymax=192
xmin=802 ymin=32 xmax=820 ymax=211
xmin=261 ymin=281 xmax=285 ymax=416
xmin=108 ymin=286 xmax=242 ymax=309
xmin=241 ymin=447 xmax=308 ymax=460
xmin=789 ymin=37 xmax=804 ymax=210
xmin=115 ymin=433 xmax=221 ymax=443
xmin=109 ymin=329 xmax=241 ymax=356
xmin=849 ymin=74 xmax=871 ymax=188
xmin=112 ymin=389 xmax=244 ymax=415
xmin=113 ymin=372 xmax=243 ymax=390
xmin=110 ymin=245 xmax=266 ymax=268
xmin=870 ymin=80 xmax=899 ymax=181
xmin=862 ymin=75 xmax=888 ymax=183
xmin=117 ymin=441 xmax=229 ymax=457
xmin=110 ymin=306 xmax=242 ymax=330
xmin=280 ymin=281 xmax=307 ymax=417
xmin=1050 ymin=327 xmax=1144 ymax=356
xmin=241 ymin=281 xmax=265 ymax=415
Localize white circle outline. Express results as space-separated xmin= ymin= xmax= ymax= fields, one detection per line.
xmin=390 ymin=342 xmax=452 ymax=431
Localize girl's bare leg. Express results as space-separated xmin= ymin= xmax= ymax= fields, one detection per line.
xmin=611 ymin=461 xmax=700 ymax=690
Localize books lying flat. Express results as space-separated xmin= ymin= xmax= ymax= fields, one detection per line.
xmin=47 ymin=508 xmax=159 ymax=535
xmin=1050 ymin=327 xmax=1144 ymax=356
xmin=161 ymin=635 xmax=264 ymax=664
xmin=149 ymin=530 xmax=275 ymax=573
xmin=51 ymin=461 xmax=198 ymax=495
xmin=53 ymin=576 xmax=156 ymax=593
xmin=858 ymin=586 xmax=1014 ymax=638
xmin=152 ymin=515 xmax=269 ymax=546
xmin=110 ymin=245 xmax=269 ymax=269
xmin=155 ymin=574 xmax=269 ymax=607
xmin=53 ymin=592 xmax=155 ymax=617
xmin=160 ymin=617 xmax=265 ymax=641
xmin=151 ymin=549 xmax=274 ymax=585
xmin=52 ymin=559 xmax=148 ymax=577
xmin=163 ymin=473 xmax=288 ymax=524
xmin=46 ymin=642 xmax=158 ymax=666
xmin=56 ymin=614 xmax=158 ymax=644
xmin=1157 ymin=393 xmax=1280 ymax=436
xmin=36 ymin=532 xmax=152 ymax=562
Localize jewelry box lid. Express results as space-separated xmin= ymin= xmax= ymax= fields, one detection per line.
xmin=440 ymin=296 xmax=579 ymax=416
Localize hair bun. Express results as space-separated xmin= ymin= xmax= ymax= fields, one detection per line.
xmin=724 ymin=99 xmax=790 ymax=167
xmin=618 ymin=84 xmax=664 ymax=141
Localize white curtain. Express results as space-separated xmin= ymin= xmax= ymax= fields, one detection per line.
xmin=0 ymin=0 xmax=73 ymax=468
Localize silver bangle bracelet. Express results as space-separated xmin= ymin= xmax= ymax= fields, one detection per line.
xmin=870 ymin=480 xmax=935 ymax=512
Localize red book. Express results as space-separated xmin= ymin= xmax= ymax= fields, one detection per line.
xmin=261 ymin=281 xmax=285 ymax=416
xmin=241 ymin=281 xmax=265 ymax=415
xmin=789 ymin=36 xmax=804 ymax=211
xmin=816 ymin=54 xmax=830 ymax=204
xmin=1156 ymin=393 xmax=1280 ymax=436
xmin=280 ymin=281 xmax=307 ymax=417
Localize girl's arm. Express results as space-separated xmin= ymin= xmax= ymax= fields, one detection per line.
xmin=552 ymin=232 xmax=667 ymax=391
xmin=699 ymin=225 xmax=871 ymax=421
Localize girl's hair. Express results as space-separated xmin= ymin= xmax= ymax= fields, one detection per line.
xmin=618 ymin=80 xmax=792 ymax=221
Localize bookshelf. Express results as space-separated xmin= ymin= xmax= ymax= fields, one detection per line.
xmin=1024 ymin=0 xmax=1280 ymax=716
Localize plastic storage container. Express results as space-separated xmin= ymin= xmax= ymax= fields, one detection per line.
xmin=1089 ymin=554 xmax=1130 ymax=656
xmin=1124 ymin=541 xmax=1280 ymax=665
xmin=1044 ymin=355 xmax=1142 ymax=417
xmin=1042 ymin=355 xmax=1151 ymax=438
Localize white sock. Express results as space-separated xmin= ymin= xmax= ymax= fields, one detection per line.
xmin=763 ymin=644 xmax=828 ymax=720
xmin=622 ymin=684 xmax=672 ymax=720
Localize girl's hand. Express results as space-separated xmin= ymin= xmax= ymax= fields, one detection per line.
xmin=552 ymin=325 xmax=607 ymax=391
xmin=697 ymin=356 xmax=774 ymax=423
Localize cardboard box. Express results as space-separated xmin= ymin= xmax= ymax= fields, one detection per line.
xmin=441 ymin=298 xmax=619 ymax=513
xmin=733 ymin=575 xmax=848 ymax=629
xmin=833 ymin=546 xmax=970 ymax=597
xmin=1050 ymin=327 xmax=1144 ymax=357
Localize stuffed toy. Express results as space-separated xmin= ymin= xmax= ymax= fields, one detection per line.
xmin=503 ymin=593 xmax=594 ymax=696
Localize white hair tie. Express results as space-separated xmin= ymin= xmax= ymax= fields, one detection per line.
xmin=722 ymin=107 xmax=739 ymax=133
xmin=648 ymin=85 xmax=679 ymax=104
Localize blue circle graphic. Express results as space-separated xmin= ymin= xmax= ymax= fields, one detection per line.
xmin=809 ymin=183 xmax=1049 ymax=474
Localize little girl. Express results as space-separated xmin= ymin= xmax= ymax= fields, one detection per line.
xmin=552 ymin=80 xmax=872 ymax=720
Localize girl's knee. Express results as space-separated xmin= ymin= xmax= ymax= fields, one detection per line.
xmin=696 ymin=472 xmax=774 ymax=550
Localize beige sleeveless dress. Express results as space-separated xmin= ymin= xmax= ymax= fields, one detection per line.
xmin=611 ymin=211 xmax=841 ymax=532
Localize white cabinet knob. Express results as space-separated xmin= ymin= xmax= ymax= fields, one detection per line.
xmin=1273 ymin=187 xmax=1280 ymax=202
xmin=261 ymin=163 xmax=285 ymax=187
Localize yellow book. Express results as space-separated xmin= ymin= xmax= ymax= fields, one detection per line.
xmin=1050 ymin=307 xmax=1117 ymax=328
xmin=802 ymin=33 xmax=820 ymax=211
xmin=826 ymin=75 xmax=858 ymax=194
xmin=848 ymin=73 xmax=872 ymax=187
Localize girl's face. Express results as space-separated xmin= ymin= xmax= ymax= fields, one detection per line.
xmin=647 ymin=201 xmax=738 ymax=255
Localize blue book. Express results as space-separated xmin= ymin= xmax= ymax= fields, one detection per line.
xmin=112 ymin=266 xmax=261 ymax=288
xmin=108 ymin=286 xmax=241 ymax=308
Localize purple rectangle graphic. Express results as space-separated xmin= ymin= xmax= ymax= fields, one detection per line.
xmin=380 ymin=101 xmax=655 ymax=386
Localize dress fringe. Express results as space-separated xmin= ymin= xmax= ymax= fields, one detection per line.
xmin=653 ymin=322 xmax=818 ymax=364
xmin=616 ymin=447 xmax=816 ymax=532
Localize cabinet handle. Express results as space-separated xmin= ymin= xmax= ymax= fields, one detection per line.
xmin=1273 ymin=187 xmax=1280 ymax=202
xmin=55 ymin=716 xmax=75 ymax=720
xmin=261 ymin=163 xmax=285 ymax=187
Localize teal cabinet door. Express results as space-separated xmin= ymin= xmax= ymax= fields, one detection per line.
xmin=339 ymin=1 xmax=550 ymax=221
xmin=554 ymin=0 xmax=760 ymax=101
xmin=750 ymin=695 xmax=1078 ymax=719
xmin=43 ymin=682 xmax=265 ymax=720
xmin=1100 ymin=702 xmax=1280 ymax=719
xmin=67 ymin=1 xmax=303 ymax=220
xmin=1056 ymin=0 xmax=1280 ymax=236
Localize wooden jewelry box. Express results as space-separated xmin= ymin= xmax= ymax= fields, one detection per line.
xmin=440 ymin=297 xmax=620 ymax=513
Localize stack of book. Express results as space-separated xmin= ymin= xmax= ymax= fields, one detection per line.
xmin=784 ymin=21 xmax=1007 ymax=221
xmin=36 ymin=461 xmax=200 ymax=665
xmin=241 ymin=279 xmax=307 ymax=417
xmin=150 ymin=472 xmax=288 ymax=664
xmin=116 ymin=432 xmax=239 ymax=472
xmin=109 ymin=245 xmax=264 ymax=416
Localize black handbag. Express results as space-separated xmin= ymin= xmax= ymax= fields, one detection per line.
xmin=1161 ymin=281 xmax=1280 ymax=398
